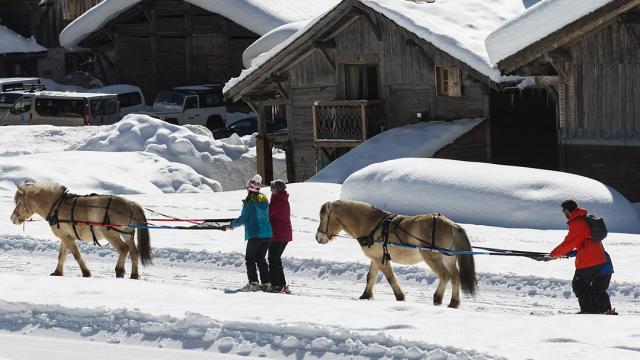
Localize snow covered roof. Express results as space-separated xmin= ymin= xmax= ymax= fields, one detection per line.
xmin=59 ymin=0 xmax=339 ymax=50
xmin=224 ymin=0 xmax=529 ymax=95
xmin=486 ymin=0 xmax=618 ymax=64
xmin=0 ymin=24 xmax=47 ymax=55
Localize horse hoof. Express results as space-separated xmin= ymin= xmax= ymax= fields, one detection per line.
xmin=448 ymin=300 xmax=460 ymax=309
xmin=395 ymin=295 xmax=405 ymax=301
xmin=116 ymin=273 xmax=125 ymax=278
xmin=433 ymin=298 xmax=443 ymax=306
xmin=130 ymin=274 xmax=140 ymax=280
xmin=359 ymin=294 xmax=373 ymax=300
xmin=82 ymin=271 xmax=91 ymax=278
xmin=50 ymin=271 xmax=62 ymax=276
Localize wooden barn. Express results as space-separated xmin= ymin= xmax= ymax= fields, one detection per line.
xmin=58 ymin=0 xmax=338 ymax=103
xmin=0 ymin=0 xmax=102 ymax=81
xmin=487 ymin=0 xmax=640 ymax=201
xmin=223 ymin=0 xmax=539 ymax=183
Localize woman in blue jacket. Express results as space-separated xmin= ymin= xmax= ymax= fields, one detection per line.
xmin=229 ymin=174 xmax=273 ymax=292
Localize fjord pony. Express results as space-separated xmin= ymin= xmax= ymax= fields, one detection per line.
xmin=10 ymin=183 xmax=152 ymax=279
xmin=316 ymin=200 xmax=476 ymax=308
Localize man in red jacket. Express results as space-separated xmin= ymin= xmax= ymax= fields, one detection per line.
xmin=550 ymin=199 xmax=606 ymax=314
xmin=268 ymin=179 xmax=293 ymax=293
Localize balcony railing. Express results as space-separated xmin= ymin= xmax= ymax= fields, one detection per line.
xmin=312 ymin=100 xmax=384 ymax=146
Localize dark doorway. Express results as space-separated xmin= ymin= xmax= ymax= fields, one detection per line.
xmin=491 ymin=87 xmax=558 ymax=170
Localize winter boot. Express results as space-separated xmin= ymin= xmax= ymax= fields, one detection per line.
xmin=604 ymin=308 xmax=618 ymax=315
xmin=238 ymin=282 xmax=261 ymax=292
xmin=261 ymin=283 xmax=272 ymax=292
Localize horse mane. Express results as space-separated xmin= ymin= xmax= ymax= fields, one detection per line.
xmin=23 ymin=182 xmax=67 ymax=196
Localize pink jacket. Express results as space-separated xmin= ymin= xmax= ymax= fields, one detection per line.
xmin=269 ymin=191 xmax=292 ymax=242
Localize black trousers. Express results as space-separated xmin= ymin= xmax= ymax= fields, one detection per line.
xmin=268 ymin=242 xmax=288 ymax=287
xmin=246 ymin=238 xmax=271 ymax=284
xmin=572 ymin=265 xmax=603 ymax=314
xmin=592 ymin=273 xmax=612 ymax=313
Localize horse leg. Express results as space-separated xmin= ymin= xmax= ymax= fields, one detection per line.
xmin=104 ymin=232 xmax=129 ymax=278
xmin=122 ymin=232 xmax=139 ymax=279
xmin=360 ymin=262 xmax=380 ymax=300
xmin=444 ymin=256 xmax=461 ymax=308
xmin=51 ymin=241 xmax=68 ymax=276
xmin=422 ymin=254 xmax=450 ymax=306
xmin=63 ymin=236 xmax=91 ymax=277
xmin=379 ymin=262 xmax=405 ymax=301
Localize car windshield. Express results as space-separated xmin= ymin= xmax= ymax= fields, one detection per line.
xmin=154 ymin=91 xmax=185 ymax=107
xmin=0 ymin=93 xmax=24 ymax=106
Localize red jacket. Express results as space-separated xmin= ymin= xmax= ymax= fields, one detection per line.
xmin=550 ymin=208 xmax=606 ymax=269
xmin=269 ymin=191 xmax=292 ymax=242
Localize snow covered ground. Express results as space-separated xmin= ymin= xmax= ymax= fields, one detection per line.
xmin=1 ymin=121 xmax=639 ymax=359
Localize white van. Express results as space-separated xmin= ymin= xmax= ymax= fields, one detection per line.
xmin=1 ymin=91 xmax=121 ymax=126
xmin=86 ymin=84 xmax=147 ymax=115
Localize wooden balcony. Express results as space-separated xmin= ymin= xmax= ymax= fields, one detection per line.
xmin=312 ymin=100 xmax=384 ymax=147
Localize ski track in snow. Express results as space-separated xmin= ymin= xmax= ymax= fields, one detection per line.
xmin=1 ymin=233 xmax=639 ymax=359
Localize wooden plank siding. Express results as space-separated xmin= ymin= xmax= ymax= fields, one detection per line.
xmin=434 ymin=120 xmax=490 ymax=162
xmin=560 ymin=19 xmax=640 ymax=145
xmin=281 ymin=12 xmax=490 ymax=181
xmin=84 ymin=0 xmax=258 ymax=102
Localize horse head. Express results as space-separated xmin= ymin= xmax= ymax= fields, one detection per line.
xmin=316 ymin=201 xmax=341 ymax=244
xmin=11 ymin=183 xmax=34 ymax=225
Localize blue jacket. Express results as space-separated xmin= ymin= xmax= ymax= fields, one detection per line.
xmin=567 ymin=250 xmax=614 ymax=274
xmin=230 ymin=193 xmax=272 ymax=240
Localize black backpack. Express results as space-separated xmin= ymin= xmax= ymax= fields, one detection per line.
xmin=585 ymin=214 xmax=607 ymax=241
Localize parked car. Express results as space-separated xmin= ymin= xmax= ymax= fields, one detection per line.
xmin=1 ymin=91 xmax=121 ymax=126
xmin=211 ymin=116 xmax=286 ymax=139
xmin=0 ymin=77 xmax=41 ymax=92
xmin=86 ymin=84 xmax=147 ymax=115
xmin=137 ymin=84 xmax=227 ymax=129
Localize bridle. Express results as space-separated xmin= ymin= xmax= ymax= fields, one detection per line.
xmin=12 ymin=188 xmax=31 ymax=222
xmin=318 ymin=204 xmax=337 ymax=239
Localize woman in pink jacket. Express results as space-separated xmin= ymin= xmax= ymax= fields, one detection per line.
xmin=268 ymin=179 xmax=292 ymax=293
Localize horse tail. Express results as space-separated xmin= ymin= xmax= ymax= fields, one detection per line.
xmin=452 ymin=224 xmax=477 ymax=295
xmin=131 ymin=202 xmax=152 ymax=266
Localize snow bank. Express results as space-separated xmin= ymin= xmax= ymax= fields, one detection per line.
xmin=0 ymin=151 xmax=221 ymax=194
xmin=486 ymin=0 xmax=615 ymax=64
xmin=0 ymin=125 xmax=102 ymax=157
xmin=73 ymin=114 xmax=286 ymax=190
xmin=0 ymin=24 xmax=47 ymax=54
xmin=341 ymin=158 xmax=640 ymax=233
xmin=309 ymin=119 xmax=483 ymax=184
xmin=225 ymin=0 xmax=528 ymax=93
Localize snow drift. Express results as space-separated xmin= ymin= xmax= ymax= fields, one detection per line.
xmin=309 ymin=119 xmax=483 ymax=184
xmin=341 ymin=158 xmax=640 ymax=233
xmin=0 ymin=151 xmax=221 ymax=194
xmin=73 ymin=114 xmax=286 ymax=191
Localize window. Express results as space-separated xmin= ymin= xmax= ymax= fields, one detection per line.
xmin=436 ymin=65 xmax=461 ymax=97
xmin=199 ymin=93 xmax=224 ymax=108
xmin=90 ymin=98 xmax=117 ymax=115
xmin=344 ymin=64 xmax=379 ymax=100
xmin=14 ymin=97 xmax=33 ymax=113
xmin=35 ymin=98 xmax=83 ymax=117
xmin=117 ymin=92 xmax=142 ymax=108
xmin=184 ymin=96 xmax=199 ymax=110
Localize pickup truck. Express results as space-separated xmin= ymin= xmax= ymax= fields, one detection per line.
xmin=137 ymin=85 xmax=228 ymax=130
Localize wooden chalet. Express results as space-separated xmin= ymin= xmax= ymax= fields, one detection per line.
xmin=58 ymin=0 xmax=336 ymax=103
xmin=223 ymin=0 xmax=543 ymax=184
xmin=0 ymin=0 xmax=102 ymax=80
xmin=488 ymin=0 xmax=640 ymax=201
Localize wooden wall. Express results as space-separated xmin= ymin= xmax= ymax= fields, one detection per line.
xmin=562 ymin=144 xmax=640 ymax=201
xmin=283 ymin=11 xmax=490 ymax=181
xmin=434 ymin=120 xmax=489 ymax=162
xmin=98 ymin=0 xmax=258 ymax=101
xmin=560 ymin=18 xmax=640 ymax=145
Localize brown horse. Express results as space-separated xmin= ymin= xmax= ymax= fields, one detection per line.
xmin=316 ymin=200 xmax=476 ymax=308
xmin=10 ymin=182 xmax=152 ymax=279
